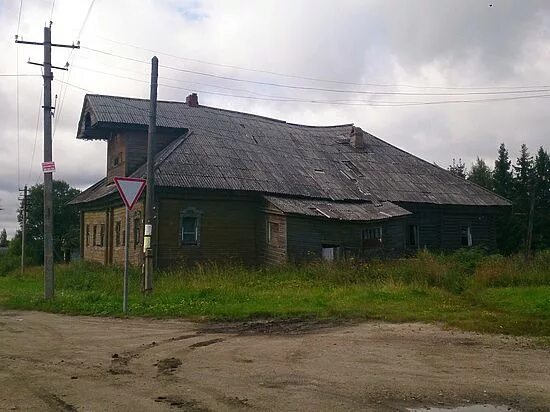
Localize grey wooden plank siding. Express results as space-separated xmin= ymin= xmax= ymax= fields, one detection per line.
xmin=286 ymin=216 xmax=406 ymax=262
xmin=156 ymin=195 xmax=258 ymax=267
xmin=398 ymin=202 xmax=498 ymax=250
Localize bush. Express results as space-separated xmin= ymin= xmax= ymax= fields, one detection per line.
xmin=0 ymin=255 xmax=19 ymax=276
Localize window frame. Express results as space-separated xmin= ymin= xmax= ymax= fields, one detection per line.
xmin=266 ymin=218 xmax=281 ymax=244
xmin=180 ymin=207 xmax=202 ymax=246
xmin=92 ymin=225 xmax=97 ymax=246
xmin=362 ymin=226 xmax=383 ymax=249
xmin=85 ymin=224 xmax=90 ymax=247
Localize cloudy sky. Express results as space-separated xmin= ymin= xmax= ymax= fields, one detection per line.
xmin=1 ymin=0 xmax=549 ymax=236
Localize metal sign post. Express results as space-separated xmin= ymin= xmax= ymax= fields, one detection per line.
xmin=114 ymin=177 xmax=146 ymax=314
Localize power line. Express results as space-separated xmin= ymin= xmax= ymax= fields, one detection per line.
xmin=16 ymin=0 xmax=23 ymax=34
xmin=27 ymin=86 xmax=43 ymax=186
xmin=54 ymin=77 xmax=550 ymax=108
xmin=49 ymin=0 xmax=56 ymax=21
xmin=53 ymin=0 xmax=95 ymax=139
xmin=81 ymin=46 xmax=550 ymax=97
xmin=90 ymin=35 xmax=550 ymax=92
xmin=0 ymin=73 xmax=39 ymax=77
xmin=72 ymin=64 xmax=284 ymax=98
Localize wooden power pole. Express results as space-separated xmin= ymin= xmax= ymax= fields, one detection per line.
xmin=16 ymin=23 xmax=79 ymax=299
xmin=143 ymin=56 xmax=158 ymax=293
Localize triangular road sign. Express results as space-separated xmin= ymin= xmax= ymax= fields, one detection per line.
xmin=114 ymin=177 xmax=146 ymax=211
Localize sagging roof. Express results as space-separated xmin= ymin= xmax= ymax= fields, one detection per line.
xmin=72 ymin=94 xmax=510 ymax=207
xmin=265 ymin=196 xmax=411 ymax=221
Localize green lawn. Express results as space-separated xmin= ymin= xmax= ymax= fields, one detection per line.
xmin=1 ymin=250 xmax=549 ymax=337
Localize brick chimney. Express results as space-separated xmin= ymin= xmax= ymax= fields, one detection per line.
xmin=350 ymin=126 xmax=365 ymax=150
xmin=186 ymin=93 xmax=199 ymax=107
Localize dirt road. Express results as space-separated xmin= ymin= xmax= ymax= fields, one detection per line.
xmin=0 ymin=311 xmax=549 ymax=411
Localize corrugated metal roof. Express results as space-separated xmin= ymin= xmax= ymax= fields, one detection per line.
xmin=265 ymin=196 xmax=411 ymax=221
xmin=71 ymin=94 xmax=511 ymax=207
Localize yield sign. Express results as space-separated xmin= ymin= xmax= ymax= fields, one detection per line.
xmin=114 ymin=177 xmax=146 ymax=211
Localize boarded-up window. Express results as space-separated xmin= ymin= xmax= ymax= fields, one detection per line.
xmin=407 ymin=225 xmax=419 ymax=247
xmin=134 ymin=213 xmax=141 ymax=249
xmin=267 ymin=220 xmax=280 ymax=244
xmin=99 ymin=224 xmax=105 ymax=247
xmin=461 ymin=225 xmax=472 ymax=247
xmin=115 ymin=221 xmax=121 ymax=247
xmin=92 ymin=225 xmax=97 ymax=246
xmin=362 ymin=227 xmax=382 ymax=249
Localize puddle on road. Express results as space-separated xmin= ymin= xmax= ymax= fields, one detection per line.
xmin=408 ymin=405 xmax=517 ymax=412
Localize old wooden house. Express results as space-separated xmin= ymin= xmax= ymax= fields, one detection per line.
xmin=70 ymin=93 xmax=510 ymax=267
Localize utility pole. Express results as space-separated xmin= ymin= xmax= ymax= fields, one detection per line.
xmin=16 ymin=23 xmax=79 ymax=299
xmin=19 ymin=185 xmax=27 ymax=274
xmin=143 ymin=56 xmax=158 ymax=293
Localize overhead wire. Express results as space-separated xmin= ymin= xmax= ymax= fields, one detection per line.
xmin=54 ymin=77 xmax=550 ymax=108
xmin=27 ymin=87 xmax=43 ymax=186
xmin=81 ymin=46 xmax=550 ymax=97
xmin=90 ymin=34 xmax=550 ymax=91
xmin=53 ymin=0 xmax=95 ymax=140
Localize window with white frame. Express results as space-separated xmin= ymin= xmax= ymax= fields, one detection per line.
xmin=180 ymin=208 xmax=202 ymax=246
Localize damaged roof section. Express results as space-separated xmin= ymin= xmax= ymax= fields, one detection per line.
xmin=264 ymin=196 xmax=411 ymax=221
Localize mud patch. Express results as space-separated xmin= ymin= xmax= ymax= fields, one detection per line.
xmin=154 ymin=395 xmax=210 ymax=410
xmin=37 ymin=391 xmax=77 ymax=411
xmin=219 ymin=395 xmax=251 ymax=407
xmin=155 ymin=357 xmax=182 ymax=374
xmin=189 ymin=338 xmax=225 ymax=349
xmin=108 ymin=354 xmax=133 ymax=375
xmin=199 ymin=319 xmax=350 ymax=336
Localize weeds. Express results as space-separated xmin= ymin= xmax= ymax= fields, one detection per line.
xmin=1 ymin=249 xmax=549 ymax=336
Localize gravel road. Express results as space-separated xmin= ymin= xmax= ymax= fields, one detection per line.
xmin=1 ymin=311 xmax=549 ymax=411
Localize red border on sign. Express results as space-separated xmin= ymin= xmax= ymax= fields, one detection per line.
xmin=113 ymin=177 xmax=146 ymax=211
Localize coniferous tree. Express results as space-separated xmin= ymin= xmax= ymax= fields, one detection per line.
xmin=513 ymin=144 xmax=534 ymax=210
xmin=467 ymin=158 xmax=493 ymax=190
xmin=0 ymin=228 xmax=7 ymax=247
xmin=493 ymin=143 xmax=513 ymax=198
xmin=533 ymin=147 xmax=550 ymax=249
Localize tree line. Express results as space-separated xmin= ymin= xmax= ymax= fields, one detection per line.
xmin=4 ymin=181 xmax=81 ymax=265
xmin=449 ymin=144 xmax=550 ymax=254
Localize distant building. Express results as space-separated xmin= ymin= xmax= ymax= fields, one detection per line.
xmin=70 ymin=93 xmax=509 ymax=267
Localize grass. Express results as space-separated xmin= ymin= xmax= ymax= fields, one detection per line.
xmin=1 ymin=249 xmax=549 ymax=337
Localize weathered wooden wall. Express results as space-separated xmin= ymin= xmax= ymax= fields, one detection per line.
xmin=155 ymin=192 xmax=259 ymax=267
xmin=256 ymin=208 xmax=287 ymax=265
xmin=81 ymin=203 xmax=144 ymax=266
xmin=286 ymin=216 xmax=406 ymax=262
xmin=397 ymin=203 xmax=498 ymax=250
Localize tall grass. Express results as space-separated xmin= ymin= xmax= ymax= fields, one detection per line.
xmin=1 ymin=249 xmax=550 ymax=336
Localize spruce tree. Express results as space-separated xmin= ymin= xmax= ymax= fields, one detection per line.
xmin=493 ymin=143 xmax=513 ymax=198
xmin=533 ymin=147 xmax=550 ymax=249
xmin=513 ymin=144 xmax=534 ymax=210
